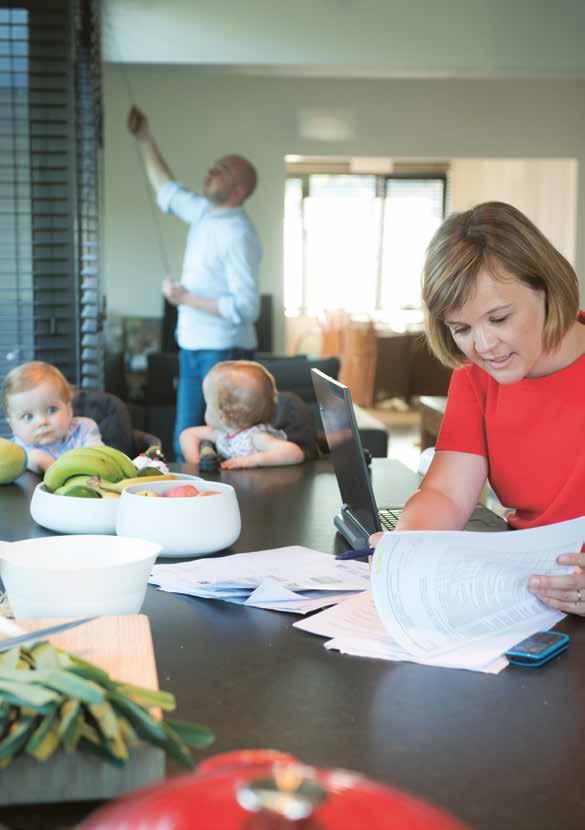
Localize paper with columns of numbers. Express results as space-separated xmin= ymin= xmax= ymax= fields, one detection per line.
xmin=294 ymin=591 xmax=507 ymax=672
xmin=295 ymin=517 xmax=585 ymax=672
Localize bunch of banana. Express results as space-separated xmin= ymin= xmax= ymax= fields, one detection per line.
xmin=44 ymin=446 xmax=137 ymax=495
xmin=0 ymin=640 xmax=214 ymax=768
xmin=94 ymin=473 xmax=178 ymax=495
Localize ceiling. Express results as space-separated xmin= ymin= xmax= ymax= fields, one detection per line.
xmin=102 ymin=0 xmax=585 ymax=79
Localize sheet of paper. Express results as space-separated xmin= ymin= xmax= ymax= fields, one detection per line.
xmin=323 ymin=637 xmax=507 ymax=675
xmin=150 ymin=546 xmax=369 ymax=593
xmin=240 ymin=579 xmax=360 ymax=613
xmin=149 ymin=548 xmax=368 ymax=614
xmin=371 ymin=517 xmax=585 ymax=660
xmin=294 ymin=592 xmax=507 ymax=673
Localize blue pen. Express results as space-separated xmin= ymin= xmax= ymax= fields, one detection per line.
xmin=335 ymin=546 xmax=374 ymax=562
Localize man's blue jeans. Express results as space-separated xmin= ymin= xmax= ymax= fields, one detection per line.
xmin=173 ymin=347 xmax=254 ymax=461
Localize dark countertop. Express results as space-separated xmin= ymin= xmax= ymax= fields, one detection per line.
xmin=0 ymin=460 xmax=583 ymax=829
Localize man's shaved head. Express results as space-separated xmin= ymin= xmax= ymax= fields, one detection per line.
xmin=224 ymin=155 xmax=258 ymax=200
xmin=203 ymin=155 xmax=258 ymax=207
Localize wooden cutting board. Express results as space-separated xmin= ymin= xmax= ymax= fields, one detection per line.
xmin=0 ymin=615 xmax=165 ymax=806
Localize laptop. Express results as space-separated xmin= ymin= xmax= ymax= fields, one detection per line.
xmin=311 ymin=368 xmax=507 ymax=548
xmin=311 ymin=369 xmax=404 ymax=548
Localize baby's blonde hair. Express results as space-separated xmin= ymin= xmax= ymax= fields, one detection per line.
xmin=2 ymin=362 xmax=74 ymax=415
xmin=204 ymin=361 xmax=277 ymax=430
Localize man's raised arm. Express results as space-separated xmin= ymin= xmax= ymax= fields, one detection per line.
xmin=127 ymin=105 xmax=174 ymax=194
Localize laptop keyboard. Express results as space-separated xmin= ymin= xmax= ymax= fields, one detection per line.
xmin=378 ymin=509 xmax=402 ymax=531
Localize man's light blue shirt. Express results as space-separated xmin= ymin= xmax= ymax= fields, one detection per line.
xmin=157 ymin=182 xmax=262 ymax=351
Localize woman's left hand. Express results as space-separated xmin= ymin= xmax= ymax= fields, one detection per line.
xmin=528 ymin=552 xmax=585 ymax=616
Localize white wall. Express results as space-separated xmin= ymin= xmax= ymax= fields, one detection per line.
xmin=103 ymin=69 xmax=585 ymax=349
xmin=103 ymin=0 xmax=585 ymax=76
xmin=450 ymin=159 xmax=578 ymax=264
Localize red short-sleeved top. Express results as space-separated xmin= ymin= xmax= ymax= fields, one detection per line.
xmin=436 ymin=313 xmax=585 ymax=529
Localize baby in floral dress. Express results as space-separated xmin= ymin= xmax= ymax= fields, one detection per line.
xmin=179 ymin=361 xmax=305 ymax=469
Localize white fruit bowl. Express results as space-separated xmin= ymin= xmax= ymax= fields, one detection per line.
xmin=30 ymin=482 xmax=119 ymax=535
xmin=30 ymin=475 xmax=201 ymax=535
xmin=116 ymin=477 xmax=241 ymax=557
xmin=0 ymin=535 xmax=161 ymax=618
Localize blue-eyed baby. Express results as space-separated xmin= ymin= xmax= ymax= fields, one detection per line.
xmin=2 ymin=361 xmax=102 ymax=474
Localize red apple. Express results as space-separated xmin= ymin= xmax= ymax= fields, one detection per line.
xmin=163 ymin=484 xmax=200 ymax=498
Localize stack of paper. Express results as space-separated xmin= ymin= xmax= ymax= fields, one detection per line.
xmin=295 ymin=517 xmax=585 ymax=673
xmin=149 ymin=546 xmax=369 ymax=614
xmin=295 ymin=591 xmax=507 ymax=673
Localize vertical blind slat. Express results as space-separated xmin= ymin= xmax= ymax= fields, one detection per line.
xmin=0 ymin=0 xmax=103 ymax=438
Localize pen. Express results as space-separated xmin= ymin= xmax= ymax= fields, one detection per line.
xmin=335 ymin=547 xmax=374 ymax=562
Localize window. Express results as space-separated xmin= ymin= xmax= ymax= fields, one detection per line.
xmin=284 ymin=172 xmax=445 ymax=324
xmin=0 ymin=0 xmax=103 ymax=437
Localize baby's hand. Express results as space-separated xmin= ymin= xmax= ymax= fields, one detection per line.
xmin=27 ymin=449 xmax=55 ymax=474
xmin=368 ymin=531 xmax=384 ymax=547
xmin=221 ymin=456 xmax=259 ymax=470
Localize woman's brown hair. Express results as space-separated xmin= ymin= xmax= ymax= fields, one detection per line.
xmin=422 ymin=201 xmax=580 ymax=367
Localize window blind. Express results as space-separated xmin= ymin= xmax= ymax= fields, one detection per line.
xmin=0 ymin=0 xmax=102 ymax=437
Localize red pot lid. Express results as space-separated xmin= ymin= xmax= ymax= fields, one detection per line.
xmin=81 ymin=749 xmax=469 ymax=830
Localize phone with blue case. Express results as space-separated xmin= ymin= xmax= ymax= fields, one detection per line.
xmin=505 ymin=631 xmax=569 ymax=667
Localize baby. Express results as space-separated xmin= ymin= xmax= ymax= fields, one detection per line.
xmin=180 ymin=361 xmax=305 ymax=469
xmin=2 ymin=361 xmax=102 ymax=474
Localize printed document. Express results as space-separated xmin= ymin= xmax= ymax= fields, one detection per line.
xmin=149 ymin=546 xmax=369 ymax=613
xmin=295 ymin=517 xmax=585 ymax=671
xmin=294 ymin=592 xmax=506 ymax=673
xmin=371 ymin=517 xmax=585 ymax=660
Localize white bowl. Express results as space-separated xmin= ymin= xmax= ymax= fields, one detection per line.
xmin=30 ymin=475 xmax=201 ymax=535
xmin=0 ymin=535 xmax=161 ymax=618
xmin=30 ymin=482 xmax=119 ymax=535
xmin=116 ymin=477 xmax=241 ymax=557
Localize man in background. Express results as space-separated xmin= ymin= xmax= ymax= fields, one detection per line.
xmin=128 ymin=105 xmax=262 ymax=460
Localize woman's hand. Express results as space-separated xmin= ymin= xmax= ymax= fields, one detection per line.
xmin=528 ymin=552 xmax=585 ymax=617
xmin=368 ymin=531 xmax=384 ymax=547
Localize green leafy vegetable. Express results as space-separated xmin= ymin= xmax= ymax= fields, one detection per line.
xmin=0 ymin=641 xmax=214 ymax=768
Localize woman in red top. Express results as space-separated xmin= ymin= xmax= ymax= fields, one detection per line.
xmin=373 ymin=201 xmax=585 ymax=616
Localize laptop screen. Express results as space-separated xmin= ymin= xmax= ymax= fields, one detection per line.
xmin=311 ymin=369 xmax=381 ymax=536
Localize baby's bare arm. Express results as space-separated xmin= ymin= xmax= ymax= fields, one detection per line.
xmin=221 ymin=433 xmax=304 ymax=469
xmin=27 ymin=449 xmax=56 ymax=475
xmin=179 ymin=425 xmax=217 ymax=464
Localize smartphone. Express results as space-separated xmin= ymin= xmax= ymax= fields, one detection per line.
xmin=505 ymin=631 xmax=569 ymax=667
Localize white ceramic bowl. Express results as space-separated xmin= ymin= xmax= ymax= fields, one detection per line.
xmin=0 ymin=535 xmax=161 ymax=618
xmin=30 ymin=475 xmax=201 ymax=535
xmin=30 ymin=482 xmax=119 ymax=535
xmin=116 ymin=477 xmax=241 ymax=557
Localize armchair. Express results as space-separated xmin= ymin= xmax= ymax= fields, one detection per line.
xmin=73 ymin=390 xmax=160 ymax=458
